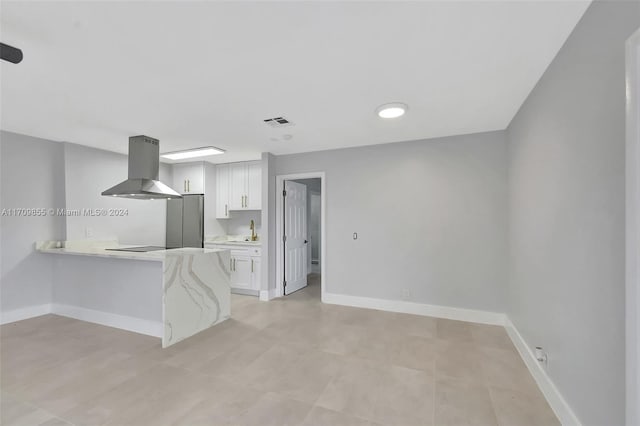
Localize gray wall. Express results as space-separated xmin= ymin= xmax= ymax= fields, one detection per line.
xmin=274 ymin=131 xmax=508 ymax=312
xmin=63 ymin=142 xmax=171 ymax=246
xmin=222 ymin=210 xmax=261 ymax=238
xmin=52 ymin=255 xmax=162 ymax=321
xmin=0 ymin=131 xmax=66 ymax=312
xmin=506 ymin=1 xmax=640 ymax=424
xmin=0 ymin=132 xmax=177 ymax=313
xmin=262 ymin=153 xmax=276 ymax=293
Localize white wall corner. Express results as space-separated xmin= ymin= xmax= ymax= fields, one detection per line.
xmin=51 ymin=304 xmax=162 ymax=338
xmin=322 ymin=292 xmax=506 ymax=325
xmin=626 ymin=28 xmax=640 ymax=426
xmin=0 ymin=304 xmax=52 ymax=324
xmin=259 ymin=288 xmax=277 ymax=302
xmin=505 ymin=318 xmax=582 ymax=426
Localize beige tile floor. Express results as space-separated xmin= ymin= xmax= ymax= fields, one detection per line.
xmin=0 ymin=275 xmax=559 ymax=426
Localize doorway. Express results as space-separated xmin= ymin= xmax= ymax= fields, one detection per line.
xmin=275 ymin=172 xmax=325 ymax=300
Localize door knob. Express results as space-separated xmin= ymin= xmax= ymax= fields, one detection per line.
xmin=304 ymin=240 xmax=308 ymax=244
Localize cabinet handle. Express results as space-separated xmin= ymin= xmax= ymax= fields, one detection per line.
xmin=251 ymin=259 xmax=254 ymax=273
xmin=234 ymin=258 xmax=236 ymax=271
xmin=229 ymin=258 xmax=232 ymax=271
xmin=187 ymin=180 xmax=190 ymax=192
xmin=184 ymin=180 xmax=187 ymax=193
xmin=225 ymin=204 xmax=228 ymax=217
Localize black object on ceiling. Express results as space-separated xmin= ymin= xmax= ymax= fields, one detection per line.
xmin=1 ymin=43 xmax=23 ymax=64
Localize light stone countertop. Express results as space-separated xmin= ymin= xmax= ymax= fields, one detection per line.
xmin=204 ymin=235 xmax=261 ymax=246
xmin=37 ymin=242 xmax=228 ymax=262
xmin=205 ymin=241 xmax=262 ymax=247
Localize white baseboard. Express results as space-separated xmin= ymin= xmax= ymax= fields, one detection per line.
xmin=322 ymin=292 xmax=506 ymax=325
xmin=231 ymin=288 xmax=259 ymax=297
xmin=51 ymin=304 xmax=162 ymax=338
xmin=505 ymin=319 xmax=582 ymax=426
xmin=260 ymin=288 xmax=277 ymax=302
xmin=0 ymin=303 xmax=52 ymax=324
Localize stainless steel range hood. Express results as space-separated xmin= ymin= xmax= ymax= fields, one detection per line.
xmin=102 ymin=135 xmax=182 ymax=200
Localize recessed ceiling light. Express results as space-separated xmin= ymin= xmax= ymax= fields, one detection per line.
xmin=376 ymin=102 xmax=408 ymax=119
xmin=161 ymin=146 xmax=225 ymax=160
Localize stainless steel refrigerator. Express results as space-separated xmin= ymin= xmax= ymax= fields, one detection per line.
xmin=166 ymin=195 xmax=204 ymax=248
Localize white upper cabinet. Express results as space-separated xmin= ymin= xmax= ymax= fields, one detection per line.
xmin=224 ymin=161 xmax=262 ymax=211
xmin=173 ymin=162 xmax=205 ymax=194
xmin=215 ymin=164 xmax=230 ymax=219
xmin=246 ymin=161 xmax=262 ymax=210
xmin=229 ymin=163 xmax=247 ymax=210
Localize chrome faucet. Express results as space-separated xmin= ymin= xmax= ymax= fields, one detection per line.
xmin=250 ymin=220 xmax=258 ymax=241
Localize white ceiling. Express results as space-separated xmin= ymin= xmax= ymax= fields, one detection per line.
xmin=1 ymin=1 xmax=590 ymax=164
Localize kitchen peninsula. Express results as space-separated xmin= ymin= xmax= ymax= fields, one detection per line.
xmin=36 ymin=240 xmax=231 ymax=347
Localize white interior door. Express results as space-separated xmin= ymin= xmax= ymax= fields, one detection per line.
xmin=284 ymin=181 xmax=307 ymax=295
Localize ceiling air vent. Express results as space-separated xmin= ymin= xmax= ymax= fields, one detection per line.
xmin=263 ymin=117 xmax=294 ymax=128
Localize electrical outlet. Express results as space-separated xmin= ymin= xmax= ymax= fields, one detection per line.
xmin=85 ymin=227 xmax=94 ymax=238
xmin=535 ymin=347 xmax=548 ymax=367
xmin=402 ymin=289 xmax=411 ymax=300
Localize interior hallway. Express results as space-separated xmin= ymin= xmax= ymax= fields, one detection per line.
xmin=1 ymin=277 xmax=557 ymax=426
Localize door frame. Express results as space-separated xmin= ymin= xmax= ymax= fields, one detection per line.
xmin=275 ymin=172 xmax=326 ymax=300
xmin=626 ymin=27 xmax=640 ymax=426
xmin=309 ymin=190 xmax=321 ymax=273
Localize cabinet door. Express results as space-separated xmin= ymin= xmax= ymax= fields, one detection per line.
xmin=184 ymin=163 xmax=205 ymax=194
xmin=215 ymin=164 xmax=230 ymax=219
xmin=250 ymin=256 xmax=261 ymax=290
xmin=172 ymin=165 xmax=189 ymax=194
xmin=229 ymin=163 xmax=247 ymax=210
xmin=231 ymin=255 xmax=252 ymax=289
xmin=173 ymin=163 xmax=204 ymax=194
xmin=246 ymin=161 xmax=262 ymax=210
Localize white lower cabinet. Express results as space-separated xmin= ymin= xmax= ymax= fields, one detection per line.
xmin=250 ymin=255 xmax=261 ymax=290
xmin=205 ymin=244 xmax=261 ymax=295
xmin=230 ymin=252 xmax=252 ymax=290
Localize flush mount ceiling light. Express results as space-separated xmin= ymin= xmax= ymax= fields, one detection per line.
xmin=160 ymin=146 xmax=225 ymax=160
xmin=376 ymin=102 xmax=408 ymax=119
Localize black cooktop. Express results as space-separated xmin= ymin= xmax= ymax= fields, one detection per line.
xmin=105 ymin=246 xmax=166 ymax=252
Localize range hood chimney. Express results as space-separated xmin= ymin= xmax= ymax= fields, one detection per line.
xmin=101 ymin=135 xmax=182 ymax=200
